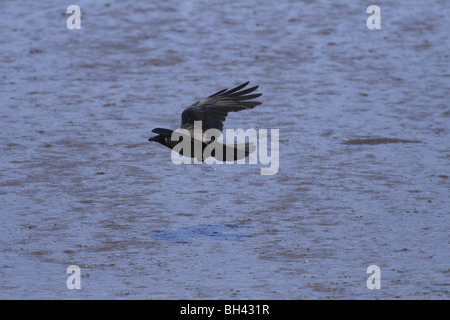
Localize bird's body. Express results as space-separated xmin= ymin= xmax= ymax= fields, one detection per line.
xmin=148 ymin=82 xmax=262 ymax=161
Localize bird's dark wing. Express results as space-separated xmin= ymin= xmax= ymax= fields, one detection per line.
xmin=180 ymin=82 xmax=262 ymax=134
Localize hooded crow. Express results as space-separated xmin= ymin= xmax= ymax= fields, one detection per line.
xmin=148 ymin=82 xmax=262 ymax=161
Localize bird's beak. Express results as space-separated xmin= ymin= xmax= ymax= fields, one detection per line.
xmin=148 ymin=136 xmax=156 ymax=141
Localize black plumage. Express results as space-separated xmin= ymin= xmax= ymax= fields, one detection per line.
xmin=148 ymin=82 xmax=262 ymax=161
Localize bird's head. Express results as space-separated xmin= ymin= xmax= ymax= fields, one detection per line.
xmin=148 ymin=135 xmax=165 ymax=143
xmin=148 ymin=128 xmax=174 ymax=145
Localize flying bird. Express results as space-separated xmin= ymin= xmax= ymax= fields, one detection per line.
xmin=148 ymin=82 xmax=262 ymax=161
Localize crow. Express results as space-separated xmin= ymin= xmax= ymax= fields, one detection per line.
xmin=148 ymin=82 xmax=262 ymax=161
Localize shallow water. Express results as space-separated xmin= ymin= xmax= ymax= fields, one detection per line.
xmin=0 ymin=0 xmax=448 ymax=299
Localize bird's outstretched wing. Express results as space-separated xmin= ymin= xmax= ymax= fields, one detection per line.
xmin=180 ymin=82 xmax=262 ymax=135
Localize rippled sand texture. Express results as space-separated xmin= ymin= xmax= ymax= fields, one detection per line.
xmin=0 ymin=1 xmax=448 ymax=299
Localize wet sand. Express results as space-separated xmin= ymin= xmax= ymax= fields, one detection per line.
xmin=0 ymin=0 xmax=448 ymax=299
